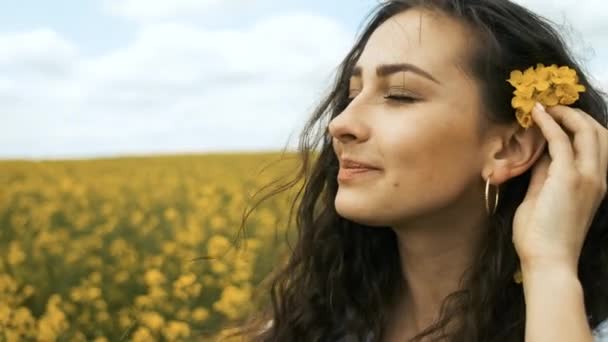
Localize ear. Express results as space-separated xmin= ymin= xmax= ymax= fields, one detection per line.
xmin=482 ymin=122 xmax=547 ymax=185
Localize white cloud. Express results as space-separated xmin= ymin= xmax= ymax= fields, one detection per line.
xmin=513 ymin=0 xmax=608 ymax=59
xmin=0 ymin=29 xmax=78 ymax=79
xmin=0 ymin=14 xmax=353 ymax=159
xmin=104 ymin=0 xmax=247 ymax=21
xmin=514 ymin=0 xmax=608 ymax=31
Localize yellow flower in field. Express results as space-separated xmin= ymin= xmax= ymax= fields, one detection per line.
xmin=113 ymin=270 xmax=130 ymax=284
xmin=89 ymin=271 xmax=102 ymax=284
xmin=180 ymin=219 xmax=206 ymax=244
xmin=177 ymin=273 xmax=196 ymax=286
xmin=201 ymin=275 xmax=215 ymax=286
xmin=109 ymin=238 xmax=129 ymax=257
xmin=209 ymin=215 xmax=227 ymax=230
xmin=7 ymin=241 xmax=26 ymax=266
xmin=150 ymin=285 xmax=168 ymax=298
xmin=144 ymin=269 xmax=166 ymax=287
xmin=0 ymin=274 xmax=18 ymax=295
xmin=86 ymin=256 xmax=103 ymax=268
xmin=96 ymin=311 xmax=111 ymax=323
xmin=130 ymin=210 xmax=144 ymax=225
xmin=12 ymin=307 xmax=35 ymax=331
xmin=1 ymin=153 xmax=297 ymax=339
xmin=144 ymin=255 xmax=164 ymax=268
xmin=69 ymin=286 xmax=101 ymax=303
xmin=22 ymin=284 xmax=34 ymax=296
xmin=231 ymin=269 xmax=252 ymax=283
xmin=135 ymin=295 xmax=154 ymax=309
xmin=0 ymin=303 xmax=10 ymax=324
xmin=214 ymin=327 xmax=244 ymax=342
xmin=173 ymin=273 xmax=201 ymax=300
xmin=176 ymin=308 xmax=190 ymax=321
xmin=132 ymin=327 xmax=156 ymax=342
xmin=256 ymin=208 xmax=277 ymax=227
xmin=5 ymin=330 xmax=21 ymax=342
xmin=162 ymin=241 xmax=178 ymax=255
xmin=244 ymin=238 xmax=262 ymax=251
xmin=118 ymin=309 xmax=134 ymax=329
xmin=88 ymin=287 xmax=102 ymax=300
xmin=164 ymin=207 xmax=179 ymax=221
xmin=139 ymin=311 xmax=165 ymax=331
xmin=213 ymin=285 xmax=252 ymax=320
xmin=37 ymin=295 xmax=69 ymax=340
xmin=210 ymin=260 xmax=228 ymax=274
xmin=78 ymin=310 xmax=92 ymax=324
xmin=207 ymin=235 xmax=231 ymax=256
xmin=192 ymin=307 xmax=209 ymax=322
xmin=201 ymin=185 xmax=216 ymax=196
xmin=70 ymin=331 xmax=88 ymax=342
xmin=163 ymin=320 xmax=191 ymax=340
xmin=507 ymin=64 xmax=585 ymax=128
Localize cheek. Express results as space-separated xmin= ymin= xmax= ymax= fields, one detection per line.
xmin=382 ymin=121 xmax=480 ymax=205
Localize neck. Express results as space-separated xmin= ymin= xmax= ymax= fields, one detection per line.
xmin=390 ymin=195 xmax=487 ymax=334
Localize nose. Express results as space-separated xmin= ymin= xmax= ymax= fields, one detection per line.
xmin=327 ymin=108 xmax=370 ymax=144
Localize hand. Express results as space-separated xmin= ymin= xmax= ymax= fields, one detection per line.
xmin=512 ymin=103 xmax=608 ymax=271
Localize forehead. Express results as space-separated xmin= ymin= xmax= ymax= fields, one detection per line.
xmin=355 ymin=8 xmax=473 ymax=77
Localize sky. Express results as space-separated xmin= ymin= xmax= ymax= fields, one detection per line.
xmin=1 ymin=0 xmax=606 ymax=160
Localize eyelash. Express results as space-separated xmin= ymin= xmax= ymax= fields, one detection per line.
xmin=383 ymin=94 xmax=417 ymax=103
xmin=346 ymin=93 xmax=417 ymax=104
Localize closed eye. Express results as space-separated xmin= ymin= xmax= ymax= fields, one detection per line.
xmin=384 ymin=94 xmax=417 ymax=103
xmin=345 ymin=90 xmax=419 ymax=105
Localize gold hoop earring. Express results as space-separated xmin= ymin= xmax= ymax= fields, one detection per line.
xmin=484 ymin=173 xmax=522 ymax=284
xmin=484 ymin=173 xmax=500 ymax=216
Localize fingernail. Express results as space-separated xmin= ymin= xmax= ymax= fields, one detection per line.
xmin=534 ymin=102 xmax=545 ymax=113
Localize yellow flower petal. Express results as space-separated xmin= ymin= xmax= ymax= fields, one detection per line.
xmin=522 ymin=67 xmax=536 ymax=85
xmin=513 ymin=87 xmax=534 ymax=99
xmin=537 ymin=89 xmax=559 ymax=106
xmin=507 ymin=70 xmax=524 ymax=87
xmin=534 ymin=80 xmax=550 ymax=91
xmin=512 ymin=96 xmax=535 ymax=113
xmin=515 ymin=109 xmax=533 ymax=129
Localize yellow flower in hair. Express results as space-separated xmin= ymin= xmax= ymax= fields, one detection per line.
xmin=507 ymin=63 xmax=586 ymax=128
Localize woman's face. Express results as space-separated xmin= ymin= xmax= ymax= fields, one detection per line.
xmin=328 ymin=9 xmax=489 ymax=227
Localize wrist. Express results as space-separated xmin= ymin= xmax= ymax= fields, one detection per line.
xmin=520 ymin=259 xmax=580 ymax=286
xmin=519 ymin=255 xmax=579 ymax=275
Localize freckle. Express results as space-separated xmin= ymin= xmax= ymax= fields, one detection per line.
xmin=393 ymin=182 xmax=399 ymax=188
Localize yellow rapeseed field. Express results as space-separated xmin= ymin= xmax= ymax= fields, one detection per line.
xmin=0 ymin=152 xmax=302 ymax=341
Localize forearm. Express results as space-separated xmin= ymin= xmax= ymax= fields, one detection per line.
xmin=521 ymin=261 xmax=593 ymax=342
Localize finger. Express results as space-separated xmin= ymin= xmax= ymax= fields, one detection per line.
xmin=545 ymin=105 xmax=599 ymax=175
xmin=576 ymin=109 xmax=608 ymax=175
xmin=525 ymin=152 xmax=551 ymax=199
xmin=531 ymin=103 xmax=574 ymax=169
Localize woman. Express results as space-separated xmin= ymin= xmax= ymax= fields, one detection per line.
xmin=231 ymin=0 xmax=608 ymax=341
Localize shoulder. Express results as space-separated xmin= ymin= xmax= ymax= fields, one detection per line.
xmin=594 ymin=318 xmax=608 ymax=341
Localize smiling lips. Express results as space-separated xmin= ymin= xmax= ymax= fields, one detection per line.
xmin=339 ymin=158 xmax=381 ymax=170
xmin=338 ymin=158 xmax=382 ymax=182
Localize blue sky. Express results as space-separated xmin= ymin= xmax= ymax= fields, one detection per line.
xmin=1 ymin=0 xmax=606 ymax=159
xmin=0 ymin=0 xmax=376 ymax=55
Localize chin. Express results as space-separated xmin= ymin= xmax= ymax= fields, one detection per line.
xmin=334 ymin=198 xmax=387 ymax=227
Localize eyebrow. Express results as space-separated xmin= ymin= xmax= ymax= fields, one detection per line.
xmin=351 ymin=63 xmax=440 ymax=85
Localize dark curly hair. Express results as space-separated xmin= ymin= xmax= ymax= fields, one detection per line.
xmin=227 ymin=0 xmax=608 ymax=341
